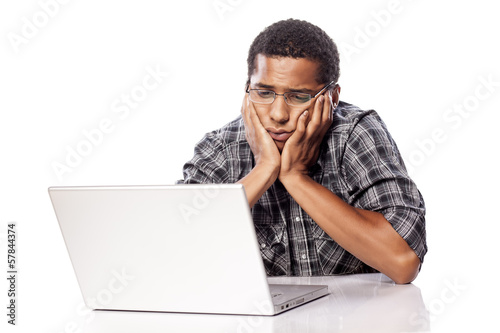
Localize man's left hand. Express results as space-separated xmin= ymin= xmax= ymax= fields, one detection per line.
xmin=279 ymin=91 xmax=334 ymax=182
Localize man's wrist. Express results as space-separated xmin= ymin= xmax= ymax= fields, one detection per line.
xmin=237 ymin=161 xmax=280 ymax=208
xmin=255 ymin=161 xmax=280 ymax=181
xmin=279 ymin=170 xmax=310 ymax=188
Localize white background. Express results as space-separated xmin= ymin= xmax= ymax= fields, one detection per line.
xmin=1 ymin=0 xmax=499 ymax=332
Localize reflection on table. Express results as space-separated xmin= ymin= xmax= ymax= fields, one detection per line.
xmin=81 ymin=273 xmax=429 ymax=333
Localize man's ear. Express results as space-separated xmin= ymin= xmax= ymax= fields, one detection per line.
xmin=330 ymin=84 xmax=341 ymax=108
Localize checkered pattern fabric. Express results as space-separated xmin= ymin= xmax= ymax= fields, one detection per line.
xmin=177 ymin=101 xmax=427 ymax=276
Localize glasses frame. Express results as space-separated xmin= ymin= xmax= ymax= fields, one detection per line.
xmin=246 ymin=80 xmax=336 ymax=106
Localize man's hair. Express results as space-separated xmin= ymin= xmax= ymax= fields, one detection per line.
xmin=246 ymin=19 xmax=340 ymax=86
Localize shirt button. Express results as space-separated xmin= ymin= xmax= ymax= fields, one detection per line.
xmin=261 ymin=243 xmax=266 ymax=249
xmin=301 ymin=254 xmax=307 ymax=260
xmin=295 ymin=216 xmax=301 ymax=222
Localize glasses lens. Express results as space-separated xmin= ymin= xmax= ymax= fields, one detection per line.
xmin=285 ymin=92 xmax=311 ymax=105
xmin=249 ymin=90 xmax=275 ymax=104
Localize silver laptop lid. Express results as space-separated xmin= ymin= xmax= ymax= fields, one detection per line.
xmin=49 ymin=184 xmax=276 ymax=315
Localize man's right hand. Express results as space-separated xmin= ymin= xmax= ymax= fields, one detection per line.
xmin=241 ymin=94 xmax=281 ymax=175
xmin=237 ymin=95 xmax=280 ymax=207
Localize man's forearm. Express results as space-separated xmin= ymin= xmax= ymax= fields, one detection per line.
xmin=237 ymin=164 xmax=279 ymax=208
xmin=280 ymin=173 xmax=421 ymax=284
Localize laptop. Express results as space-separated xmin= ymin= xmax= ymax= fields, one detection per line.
xmin=48 ymin=184 xmax=329 ymax=315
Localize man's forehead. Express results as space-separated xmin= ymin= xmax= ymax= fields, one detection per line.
xmin=251 ymin=54 xmax=322 ymax=88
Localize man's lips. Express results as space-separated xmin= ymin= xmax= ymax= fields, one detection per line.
xmin=267 ymin=129 xmax=293 ymax=142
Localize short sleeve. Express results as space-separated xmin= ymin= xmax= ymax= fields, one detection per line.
xmin=341 ymin=112 xmax=427 ymax=262
xmin=176 ymin=132 xmax=230 ymax=185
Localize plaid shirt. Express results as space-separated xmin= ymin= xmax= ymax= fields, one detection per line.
xmin=177 ymin=101 xmax=427 ymax=276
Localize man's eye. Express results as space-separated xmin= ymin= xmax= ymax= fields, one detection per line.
xmin=288 ymin=93 xmax=310 ymax=103
xmin=256 ymin=90 xmax=274 ymax=98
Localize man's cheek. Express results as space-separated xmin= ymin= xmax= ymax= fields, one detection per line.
xmin=253 ymin=106 xmax=269 ymax=122
xmin=291 ymin=109 xmax=307 ymax=126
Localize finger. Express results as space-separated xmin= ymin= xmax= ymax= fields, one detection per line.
xmin=246 ymin=99 xmax=275 ymax=146
xmin=241 ymin=94 xmax=251 ymax=127
xmin=243 ymin=96 xmax=263 ymax=132
xmin=303 ymin=107 xmax=312 ymax=128
xmin=312 ymin=92 xmax=332 ymax=139
xmin=241 ymin=94 xmax=249 ymax=120
xmin=241 ymin=94 xmax=248 ymax=116
xmin=247 ymin=98 xmax=264 ymax=132
xmin=307 ymin=94 xmax=325 ymax=133
xmin=241 ymin=95 xmax=258 ymax=144
xmin=323 ymin=91 xmax=333 ymax=123
xmin=295 ymin=110 xmax=308 ymax=140
xmin=283 ymin=109 xmax=308 ymax=150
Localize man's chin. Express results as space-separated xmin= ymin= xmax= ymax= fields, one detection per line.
xmin=275 ymin=140 xmax=285 ymax=152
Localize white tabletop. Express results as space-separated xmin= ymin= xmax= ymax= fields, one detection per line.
xmin=79 ymin=273 xmax=428 ymax=333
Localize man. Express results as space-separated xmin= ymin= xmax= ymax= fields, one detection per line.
xmin=178 ymin=19 xmax=426 ymax=284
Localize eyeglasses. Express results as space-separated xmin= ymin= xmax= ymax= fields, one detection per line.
xmin=246 ymin=81 xmax=335 ymax=106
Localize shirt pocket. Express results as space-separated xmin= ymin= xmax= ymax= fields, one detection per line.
xmin=253 ymin=224 xmax=287 ymax=276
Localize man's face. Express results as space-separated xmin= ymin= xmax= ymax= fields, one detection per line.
xmin=248 ymin=54 xmax=329 ymax=152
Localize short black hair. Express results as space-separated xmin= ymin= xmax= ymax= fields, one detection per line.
xmin=246 ymin=19 xmax=340 ymax=86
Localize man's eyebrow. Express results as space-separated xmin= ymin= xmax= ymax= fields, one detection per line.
xmin=288 ymin=87 xmax=315 ymax=94
xmin=254 ymin=82 xmax=275 ymax=89
xmin=253 ymin=82 xmax=315 ymax=94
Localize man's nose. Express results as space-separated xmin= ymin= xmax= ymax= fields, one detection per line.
xmin=269 ymin=95 xmax=290 ymax=124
